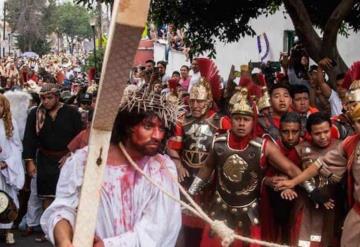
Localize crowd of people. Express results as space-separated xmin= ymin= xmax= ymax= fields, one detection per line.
xmin=147 ymin=23 xmax=190 ymax=60
xmin=1 ymin=40 xmax=360 ymax=247
xmin=0 ymin=53 xmax=97 ymax=244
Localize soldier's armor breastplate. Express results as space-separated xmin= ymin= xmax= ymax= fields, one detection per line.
xmin=296 ymin=140 xmax=340 ymax=189
xmin=213 ymin=133 xmax=263 ymax=207
xmin=182 ymin=114 xmax=220 ymax=170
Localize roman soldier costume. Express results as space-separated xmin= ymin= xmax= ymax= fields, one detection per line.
xmin=168 ymin=59 xmax=230 ymax=246
xmin=189 ymin=88 xmax=265 ymax=247
xmin=332 ymin=61 xmax=360 ymax=140
xmin=257 ymin=86 xmax=271 ymax=115
xmin=332 ymin=112 xmax=354 ymax=140
xmin=169 ymin=79 xmax=230 ymax=209
xmin=332 ymin=80 xmax=360 ymax=140
xmin=208 ymin=131 xmax=263 ymax=232
xmin=302 ymin=102 xmax=360 ymax=247
xmin=292 ymin=139 xmax=341 ymax=247
xmin=256 ymin=87 xmax=280 ymax=141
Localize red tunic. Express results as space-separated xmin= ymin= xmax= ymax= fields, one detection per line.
xmin=342 ymin=134 xmax=360 ymax=207
xmin=260 ymin=140 xmax=300 ymax=243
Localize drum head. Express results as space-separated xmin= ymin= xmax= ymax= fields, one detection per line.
xmin=0 ymin=191 xmax=9 ymax=214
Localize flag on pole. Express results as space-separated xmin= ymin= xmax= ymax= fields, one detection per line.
xmin=256 ymin=33 xmax=273 ymax=63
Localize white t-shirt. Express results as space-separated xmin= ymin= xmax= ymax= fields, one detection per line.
xmin=187 ymin=71 xmax=201 ymax=93
xmin=329 ymin=89 xmax=343 ymax=116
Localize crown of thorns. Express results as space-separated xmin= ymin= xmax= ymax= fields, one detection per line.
xmin=119 ymin=85 xmax=185 ymax=128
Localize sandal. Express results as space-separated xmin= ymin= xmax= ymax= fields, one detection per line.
xmin=35 ymin=234 xmax=47 ymax=243
xmin=5 ymin=232 xmax=15 ymax=245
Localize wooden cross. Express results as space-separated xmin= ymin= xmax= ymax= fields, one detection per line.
xmin=72 ymin=0 xmax=150 ymax=246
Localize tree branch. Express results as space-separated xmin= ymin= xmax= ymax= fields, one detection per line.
xmin=322 ymin=0 xmax=354 ymax=56
xmin=283 ymin=0 xmax=322 ymax=62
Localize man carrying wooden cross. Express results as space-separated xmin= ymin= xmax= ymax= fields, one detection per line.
xmin=40 ymin=86 xmax=183 ymax=246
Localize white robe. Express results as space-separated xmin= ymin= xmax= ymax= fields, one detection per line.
xmin=41 ymin=147 xmax=182 ymax=247
xmin=0 ymin=119 xmax=25 ymax=229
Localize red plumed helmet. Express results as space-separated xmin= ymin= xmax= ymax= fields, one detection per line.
xmin=343 ymin=61 xmax=360 ymax=90
xmin=196 ymin=58 xmax=222 ymax=102
xmin=239 ymin=77 xmax=252 ymax=87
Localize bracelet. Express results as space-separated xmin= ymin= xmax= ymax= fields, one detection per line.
xmin=188 ymin=176 xmax=206 ymax=195
xmin=24 ymin=158 xmax=34 ymax=162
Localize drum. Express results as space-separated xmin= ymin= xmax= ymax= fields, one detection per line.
xmin=0 ymin=190 xmax=18 ymax=224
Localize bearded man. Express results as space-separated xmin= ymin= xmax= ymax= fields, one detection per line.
xmin=41 ymin=85 xmax=182 ymax=246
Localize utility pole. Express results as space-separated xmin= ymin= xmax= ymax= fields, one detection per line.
xmin=8 ymin=33 xmax=10 ymax=56
xmin=3 ymin=2 xmax=7 ymax=57
xmin=96 ymin=1 xmax=102 ymax=49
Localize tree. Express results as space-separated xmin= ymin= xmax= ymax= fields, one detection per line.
xmin=15 ymin=35 xmax=51 ymax=56
xmin=6 ymin=0 xmax=58 ymax=54
xmin=75 ymin=0 xmax=360 ymax=76
xmin=278 ymin=0 xmax=358 ymax=76
xmin=54 ymin=3 xmax=93 ymax=54
xmin=6 ymin=0 xmax=49 ymax=51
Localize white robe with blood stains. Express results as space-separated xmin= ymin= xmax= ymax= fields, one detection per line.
xmin=40 ymin=147 xmax=182 ymax=247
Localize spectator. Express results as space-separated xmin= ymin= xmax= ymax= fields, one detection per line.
xmin=188 ymin=58 xmax=201 ymax=93
xmin=335 ymin=73 xmax=346 ymax=102
xmin=179 ymin=65 xmax=191 ymax=91
xmin=145 ymin=59 xmax=155 ymax=73
xmin=157 ymin=60 xmax=171 ymax=85
xmin=172 ymin=71 xmax=180 ymax=81
xmin=313 ymin=58 xmax=343 ymax=116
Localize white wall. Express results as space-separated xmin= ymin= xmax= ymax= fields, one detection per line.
xmin=213 ymin=7 xmax=360 ymax=78
xmin=154 ymin=7 xmax=360 ymax=79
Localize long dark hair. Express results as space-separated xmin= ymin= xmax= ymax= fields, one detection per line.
xmin=110 ymin=109 xmax=174 ymax=153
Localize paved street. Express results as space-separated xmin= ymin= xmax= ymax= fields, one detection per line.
xmin=1 ymin=230 xmax=52 ymax=247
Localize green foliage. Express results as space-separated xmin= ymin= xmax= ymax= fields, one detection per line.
xmin=4 ymin=0 xmax=22 ymax=31
xmin=42 ymin=0 xmax=58 ymax=34
xmin=149 ymin=0 xmax=273 ymax=57
xmin=54 ymin=3 xmax=93 ymax=40
xmin=74 ymin=0 xmax=360 ymax=58
xmin=299 ymin=0 xmax=360 ymax=32
xmin=6 ymin=0 xmax=92 ymax=54
xmin=15 ymin=35 xmax=51 ymax=56
xmin=83 ymin=47 xmax=105 ymax=73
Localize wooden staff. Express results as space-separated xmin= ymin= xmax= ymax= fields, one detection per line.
xmin=72 ymin=0 xmax=150 ymax=246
